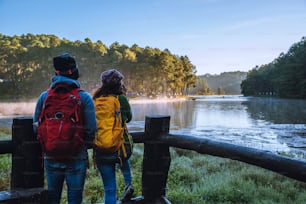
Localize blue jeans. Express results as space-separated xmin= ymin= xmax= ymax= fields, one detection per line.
xmin=97 ymin=159 xmax=132 ymax=204
xmin=45 ymin=158 xmax=87 ymax=204
xmin=121 ymin=160 xmax=132 ymax=185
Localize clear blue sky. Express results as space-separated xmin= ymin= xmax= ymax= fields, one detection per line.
xmin=1 ymin=0 xmax=306 ymax=75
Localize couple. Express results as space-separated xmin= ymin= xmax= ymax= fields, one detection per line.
xmin=33 ymin=53 xmax=134 ymax=204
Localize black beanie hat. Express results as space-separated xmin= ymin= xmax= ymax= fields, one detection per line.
xmin=53 ymin=53 xmax=79 ymax=79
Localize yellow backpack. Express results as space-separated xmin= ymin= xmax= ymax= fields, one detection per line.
xmin=94 ymin=95 xmax=124 ymax=153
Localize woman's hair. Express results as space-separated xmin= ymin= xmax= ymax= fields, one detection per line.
xmin=119 ymin=84 xmax=127 ymax=95
xmin=93 ymin=83 xmax=121 ymax=99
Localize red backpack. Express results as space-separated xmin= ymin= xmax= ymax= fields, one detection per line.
xmin=37 ymin=84 xmax=84 ymax=160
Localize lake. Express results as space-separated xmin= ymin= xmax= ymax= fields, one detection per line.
xmin=1 ymin=96 xmax=305 ymax=160
xmin=128 ymin=96 xmax=306 ymax=160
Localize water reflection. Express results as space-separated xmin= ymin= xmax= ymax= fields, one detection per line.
xmin=130 ymin=96 xmax=253 ymax=130
xmin=242 ymin=97 xmax=306 ymax=124
xmin=130 ymin=96 xmax=306 ymax=160
xmin=193 ymin=99 xmax=252 ymax=128
xmin=242 ymin=97 xmax=306 ymax=155
xmin=130 ymin=100 xmax=195 ymax=130
xmin=1 ymin=97 xmax=305 ymax=160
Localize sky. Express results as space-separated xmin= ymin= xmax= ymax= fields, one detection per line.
xmin=1 ymin=0 xmax=306 ymax=75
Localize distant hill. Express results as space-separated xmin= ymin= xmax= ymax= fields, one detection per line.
xmin=199 ymin=71 xmax=247 ymax=95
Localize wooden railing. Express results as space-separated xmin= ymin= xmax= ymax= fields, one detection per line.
xmin=0 ymin=116 xmax=305 ymax=204
xmin=0 ymin=117 xmax=46 ymax=204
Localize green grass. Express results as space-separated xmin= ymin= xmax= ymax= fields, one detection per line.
xmin=0 ymin=128 xmax=12 ymax=189
xmin=1 ymin=130 xmax=306 ymax=203
xmin=81 ymin=146 xmax=306 ymax=204
xmin=0 ymin=154 xmax=11 ymax=190
xmin=0 ymin=127 xmax=11 ymax=139
xmin=167 ymin=148 xmax=306 ymax=204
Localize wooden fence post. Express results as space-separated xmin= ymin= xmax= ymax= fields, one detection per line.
xmin=141 ymin=115 xmax=171 ymax=203
xmin=11 ymin=117 xmax=44 ymax=189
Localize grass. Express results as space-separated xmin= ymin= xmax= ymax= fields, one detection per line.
xmin=1 ymin=129 xmax=306 ymax=203
xmin=167 ymin=148 xmax=306 ymax=204
xmin=0 ymin=128 xmax=11 ymax=189
xmin=0 ymin=127 xmax=11 ymax=139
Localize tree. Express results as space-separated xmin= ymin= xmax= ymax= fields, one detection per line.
xmin=0 ymin=33 xmax=197 ymax=99
xmin=241 ymin=36 xmax=306 ymax=99
xmin=217 ymin=87 xmax=225 ymax=95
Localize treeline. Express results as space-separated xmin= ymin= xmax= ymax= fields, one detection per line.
xmin=200 ymin=71 xmax=247 ymax=95
xmin=241 ymin=37 xmax=306 ymax=99
xmin=0 ymin=33 xmax=197 ymax=100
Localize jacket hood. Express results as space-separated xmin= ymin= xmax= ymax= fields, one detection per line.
xmin=50 ymin=75 xmax=81 ymax=88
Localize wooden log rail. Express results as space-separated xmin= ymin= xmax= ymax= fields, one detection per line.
xmin=0 ymin=115 xmax=306 ymax=204
xmin=161 ymin=133 xmax=306 ymax=182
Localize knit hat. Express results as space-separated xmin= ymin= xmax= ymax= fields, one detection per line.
xmin=53 ymin=53 xmax=79 ymax=79
xmin=100 ymin=69 xmax=124 ymax=86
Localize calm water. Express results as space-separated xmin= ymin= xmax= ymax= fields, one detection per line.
xmin=128 ymin=96 xmax=306 ymax=160
xmin=1 ymin=96 xmax=306 ymax=160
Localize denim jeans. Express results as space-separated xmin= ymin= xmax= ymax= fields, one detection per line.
xmin=45 ymin=158 xmax=87 ymax=204
xmin=120 ymin=159 xmax=132 ymax=185
xmin=96 ymin=159 xmax=132 ymax=204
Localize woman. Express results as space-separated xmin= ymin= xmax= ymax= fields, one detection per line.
xmin=93 ymin=69 xmax=134 ymax=204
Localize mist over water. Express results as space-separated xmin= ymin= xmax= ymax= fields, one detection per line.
xmin=0 ymin=102 xmax=36 ymax=116
xmin=0 ymin=102 xmax=36 ymax=128
xmin=1 ymin=96 xmax=305 ymax=160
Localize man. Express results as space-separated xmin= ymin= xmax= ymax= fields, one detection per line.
xmin=33 ymin=53 xmax=97 ymax=204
